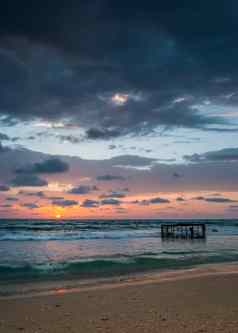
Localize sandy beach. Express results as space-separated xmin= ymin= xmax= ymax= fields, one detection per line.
xmin=1 ymin=264 xmax=238 ymax=333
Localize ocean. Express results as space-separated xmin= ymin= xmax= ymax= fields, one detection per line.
xmin=1 ymin=219 xmax=238 ymax=287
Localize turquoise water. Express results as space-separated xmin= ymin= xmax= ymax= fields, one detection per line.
xmin=1 ymin=219 xmax=238 ymax=283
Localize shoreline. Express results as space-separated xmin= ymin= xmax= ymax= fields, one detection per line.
xmin=2 ymin=262 xmax=238 ymax=332
xmin=2 ymin=261 xmax=238 ymax=300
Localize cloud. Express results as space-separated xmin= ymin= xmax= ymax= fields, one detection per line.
xmin=184 ymin=148 xmax=238 ymax=163
xmin=11 ymin=174 xmax=48 ymax=187
xmin=96 ymin=174 xmax=126 ymax=181
xmin=27 ymin=136 xmax=36 ymax=140
xmin=57 ymin=135 xmax=81 ymax=144
xmin=0 ymin=132 xmax=19 ymax=142
xmin=22 ymin=203 xmax=39 ymax=209
xmin=0 ymin=133 xmax=10 ymax=141
xmin=19 ymin=191 xmax=46 ymax=198
xmin=109 ymin=144 xmax=117 ymax=150
xmin=100 ymin=190 xmax=127 ymax=199
xmin=52 ymin=199 xmax=78 ymax=207
xmin=157 ymin=158 xmax=176 ymax=162
xmin=194 ymin=196 xmax=237 ymax=203
xmin=134 ymin=197 xmax=170 ymax=205
xmin=25 ymin=191 xmax=45 ymax=198
xmin=5 ymin=197 xmax=18 ymax=201
xmin=0 ymin=185 xmax=10 ymax=191
xmin=194 ymin=196 xmax=205 ymax=201
xmin=176 ymin=197 xmax=185 ymax=202
xmin=68 ymin=185 xmax=98 ymax=195
xmin=110 ymin=155 xmax=157 ymax=168
xmin=81 ymin=199 xmax=99 ymax=208
xmin=101 ymin=198 xmax=122 ymax=206
xmin=86 ymin=128 xmax=121 ymax=140
xmin=1 ymin=145 xmax=238 ymax=203
xmin=47 ymin=196 xmax=65 ymax=200
xmin=115 ymin=207 xmax=127 ymax=214
xmin=16 ymin=158 xmax=69 ymax=174
xmin=205 ymin=197 xmax=237 ymax=203
xmin=0 ymin=143 xmax=10 ymax=153
xmin=149 ymin=197 xmax=170 ymax=204
xmin=173 ymin=172 xmax=183 ymax=178
xmin=0 ymin=204 xmax=12 ymax=208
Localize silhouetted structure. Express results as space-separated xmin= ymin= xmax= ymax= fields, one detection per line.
xmin=161 ymin=223 xmax=206 ymax=239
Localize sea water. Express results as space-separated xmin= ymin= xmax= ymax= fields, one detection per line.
xmin=1 ymin=219 xmax=238 ymax=284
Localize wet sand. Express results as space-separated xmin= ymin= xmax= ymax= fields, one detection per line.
xmin=1 ymin=264 xmax=238 ymax=332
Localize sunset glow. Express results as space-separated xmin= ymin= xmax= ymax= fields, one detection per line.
xmin=2 ymin=4 xmax=238 ymax=333
xmin=0 ymin=2 xmax=238 ymax=220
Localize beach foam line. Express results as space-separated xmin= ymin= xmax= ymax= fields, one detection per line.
xmin=2 ymin=261 xmax=238 ymax=300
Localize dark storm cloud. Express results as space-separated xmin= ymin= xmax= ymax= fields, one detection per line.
xmin=11 ymin=174 xmax=48 ymax=187
xmin=52 ymin=199 xmax=78 ymax=207
xmin=68 ymin=185 xmax=98 ymax=195
xmin=0 ymin=1 xmax=237 ymax=135
xmin=184 ymin=148 xmax=238 ymax=163
xmin=0 ymin=133 xmax=10 ymax=141
xmin=0 ymin=132 xmax=19 ymax=142
xmin=86 ymin=128 xmax=121 ymax=140
xmin=16 ymin=158 xmax=69 ymax=174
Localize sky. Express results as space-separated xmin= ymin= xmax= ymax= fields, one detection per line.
xmin=0 ymin=1 xmax=238 ymax=219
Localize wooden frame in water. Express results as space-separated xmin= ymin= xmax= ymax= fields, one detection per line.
xmin=161 ymin=223 xmax=206 ymax=239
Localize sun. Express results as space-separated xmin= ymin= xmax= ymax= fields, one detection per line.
xmin=55 ymin=214 xmax=62 ymax=219
xmin=111 ymin=93 xmax=129 ymax=106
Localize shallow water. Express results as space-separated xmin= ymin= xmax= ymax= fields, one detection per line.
xmin=1 ymin=219 xmax=238 ymax=283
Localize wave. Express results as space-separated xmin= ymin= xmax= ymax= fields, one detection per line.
xmin=0 ymin=229 xmax=161 ymax=241
xmin=2 ymin=252 xmax=238 ymax=283
xmin=2 ymin=230 xmax=238 ymax=241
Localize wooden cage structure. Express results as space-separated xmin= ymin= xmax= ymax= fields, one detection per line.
xmin=161 ymin=223 xmax=206 ymax=239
